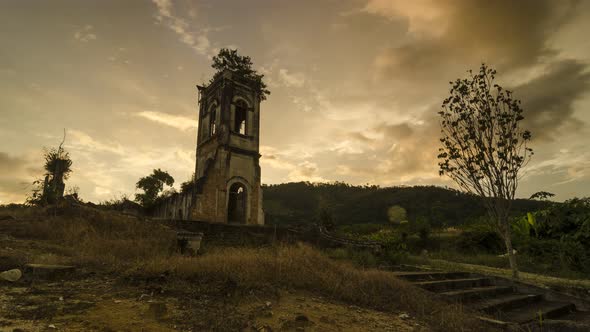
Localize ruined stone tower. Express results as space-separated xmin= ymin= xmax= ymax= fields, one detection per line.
xmin=191 ymin=69 xmax=264 ymax=225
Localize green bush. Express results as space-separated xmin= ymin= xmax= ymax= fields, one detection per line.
xmin=518 ymin=237 xmax=590 ymax=275
xmin=535 ymin=198 xmax=590 ymax=241
xmin=513 ymin=197 xmax=590 ymax=275
xmin=350 ymin=250 xmax=378 ymax=268
xmin=410 ymin=216 xmax=431 ymax=242
xmin=455 ymin=228 xmax=504 ymax=253
xmin=383 ymin=248 xmax=408 ymax=265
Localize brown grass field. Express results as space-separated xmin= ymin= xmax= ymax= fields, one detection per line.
xmin=0 ymin=205 xmax=495 ymax=331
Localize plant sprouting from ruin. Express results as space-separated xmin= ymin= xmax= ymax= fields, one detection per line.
xmin=210 ymin=48 xmax=270 ymax=100
xmin=437 ymin=64 xmax=533 ymax=279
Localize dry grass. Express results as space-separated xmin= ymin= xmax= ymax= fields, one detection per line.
xmin=132 ymin=245 xmax=490 ymax=331
xmin=1 ymin=206 xmax=493 ymax=331
xmin=3 ymin=206 xmax=176 ymax=269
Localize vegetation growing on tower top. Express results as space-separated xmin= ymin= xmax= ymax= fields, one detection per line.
xmin=210 ymin=48 xmax=270 ymax=100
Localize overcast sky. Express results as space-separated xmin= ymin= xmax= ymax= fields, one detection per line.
xmin=1 ymin=0 xmax=589 ymax=204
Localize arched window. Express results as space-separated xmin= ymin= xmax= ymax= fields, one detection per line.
xmin=209 ymin=106 xmax=216 ymax=136
xmin=234 ymin=100 xmax=247 ymax=135
xmin=228 ymin=182 xmax=247 ymax=223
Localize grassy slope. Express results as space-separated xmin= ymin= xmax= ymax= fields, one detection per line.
xmin=0 ymin=205 xmax=494 ymax=331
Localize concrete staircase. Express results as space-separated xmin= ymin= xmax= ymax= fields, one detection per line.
xmin=394 ymin=271 xmax=589 ymax=328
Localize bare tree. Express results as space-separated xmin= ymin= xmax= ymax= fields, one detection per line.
xmin=437 ymin=64 xmax=533 ymax=279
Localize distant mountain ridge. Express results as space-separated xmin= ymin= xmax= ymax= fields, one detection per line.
xmin=262 ymin=182 xmax=547 ymax=227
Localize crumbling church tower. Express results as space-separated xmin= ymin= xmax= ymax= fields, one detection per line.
xmin=191 ymin=69 xmax=264 ymax=225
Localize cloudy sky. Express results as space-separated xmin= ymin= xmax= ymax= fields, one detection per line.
xmin=1 ymin=0 xmax=590 ymax=204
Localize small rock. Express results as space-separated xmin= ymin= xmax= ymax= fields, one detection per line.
xmin=113 ymin=300 xmax=122 ymax=304
xmin=59 ymin=296 xmax=64 ymax=301
xmin=265 ymin=301 xmax=272 ymax=308
xmin=0 ymin=269 xmax=22 ymax=282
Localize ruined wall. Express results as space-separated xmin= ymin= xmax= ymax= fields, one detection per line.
xmin=151 ymin=189 xmax=195 ymax=220
xmin=190 ymin=148 xmax=264 ymax=225
xmin=165 ymin=220 xmax=300 ymax=247
xmin=191 ymin=156 xmax=225 ymax=223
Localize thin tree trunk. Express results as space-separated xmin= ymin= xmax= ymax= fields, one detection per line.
xmin=503 ymin=227 xmax=519 ymax=279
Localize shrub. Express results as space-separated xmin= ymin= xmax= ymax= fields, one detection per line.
xmin=519 ymin=237 xmax=590 ymax=275
xmin=410 ymin=216 xmax=431 ymax=242
xmin=350 ymin=249 xmax=378 ymax=268
xmin=514 ymin=197 xmax=590 ymax=275
xmin=383 ymin=248 xmax=408 ymax=265
xmin=455 ymin=228 xmax=504 ymax=253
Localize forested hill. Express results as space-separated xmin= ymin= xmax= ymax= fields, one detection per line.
xmin=262 ymin=182 xmax=547 ymax=227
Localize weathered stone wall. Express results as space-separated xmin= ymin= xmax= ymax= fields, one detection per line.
xmin=168 ymin=220 xmax=299 ymax=247
xmin=151 ymin=189 xmax=195 ymax=220
xmin=192 ymin=164 xmax=224 ymax=223
xmin=191 ymin=69 xmax=264 ymax=225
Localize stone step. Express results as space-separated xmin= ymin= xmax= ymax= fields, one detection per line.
xmin=473 ymin=293 xmax=543 ymax=314
xmin=393 ymin=271 xmax=471 ymax=282
xmin=499 ymin=300 xmax=576 ymax=324
xmin=414 ymin=277 xmax=492 ymax=292
xmin=23 ymin=264 xmax=76 ymax=280
xmin=440 ymin=286 xmax=514 ymax=301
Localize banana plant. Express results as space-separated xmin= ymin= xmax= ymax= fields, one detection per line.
xmin=511 ymin=212 xmax=538 ymax=238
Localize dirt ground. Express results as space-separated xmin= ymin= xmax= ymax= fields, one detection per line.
xmin=0 ymin=275 xmax=423 ymax=332
xmin=240 ymin=291 xmax=423 ymax=332
xmin=1 ymin=230 xmax=424 ymax=332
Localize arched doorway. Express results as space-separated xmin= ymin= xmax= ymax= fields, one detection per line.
xmin=228 ymin=182 xmax=247 ymax=224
